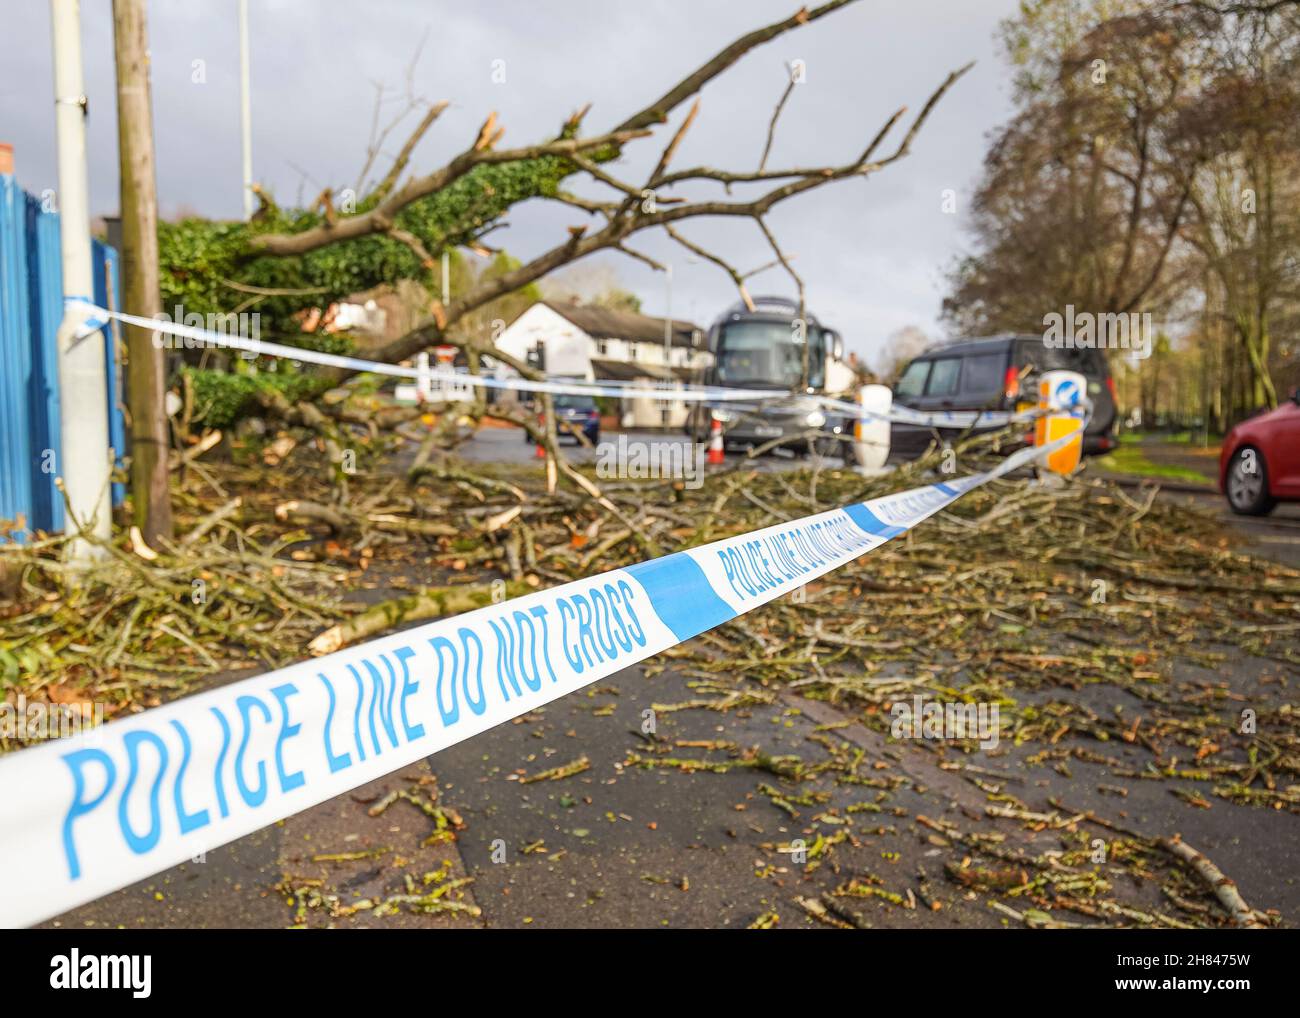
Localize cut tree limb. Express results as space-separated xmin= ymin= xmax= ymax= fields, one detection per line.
xmin=275 ymin=500 xmax=351 ymax=531
xmin=180 ymin=495 xmax=242 ymax=546
xmin=1158 ymin=835 xmax=1268 ymax=928
xmin=308 ymin=580 xmax=533 ymax=655
xmin=169 ymin=428 xmax=223 ymax=470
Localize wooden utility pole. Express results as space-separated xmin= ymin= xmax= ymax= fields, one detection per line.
xmin=113 ymin=0 xmax=172 ymax=544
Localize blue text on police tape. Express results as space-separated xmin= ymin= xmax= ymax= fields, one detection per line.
xmin=57 ymin=577 xmax=651 ymax=879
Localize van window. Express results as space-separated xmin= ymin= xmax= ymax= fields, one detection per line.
xmin=926 ymin=358 xmax=961 ymax=397
xmin=1018 ymin=341 xmax=1107 ymax=379
xmin=895 ymin=359 xmax=930 ymax=399
xmin=960 ymin=352 xmax=1005 ymax=395
xmin=1044 ymin=346 xmax=1106 ymax=378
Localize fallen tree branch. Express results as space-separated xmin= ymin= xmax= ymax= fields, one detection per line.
xmin=1158 ymin=835 xmax=1268 ymax=928
xmin=179 ymin=496 xmax=243 ymax=546
xmin=250 ymin=128 xmax=649 ymax=257
xmin=308 ymin=580 xmax=533 ymax=655
xmin=169 ymin=429 xmax=222 ymax=470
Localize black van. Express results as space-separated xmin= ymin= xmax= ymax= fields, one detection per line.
xmin=888 ymin=335 xmax=1117 ymax=460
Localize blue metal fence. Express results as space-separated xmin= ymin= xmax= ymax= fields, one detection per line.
xmin=0 ymin=174 xmax=125 ymax=541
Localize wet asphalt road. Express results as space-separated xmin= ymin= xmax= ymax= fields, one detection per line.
xmin=1095 ymin=439 xmax=1300 ymax=570
xmin=49 ymin=641 xmax=1296 ymax=930
xmin=40 ymin=432 xmax=1299 ymax=929
xmin=455 ymin=426 xmax=844 ymax=473
xmin=1172 ymin=492 xmax=1300 ymax=570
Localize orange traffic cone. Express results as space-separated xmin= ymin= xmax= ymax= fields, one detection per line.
xmin=534 ymin=438 xmax=547 ymax=459
xmin=707 ymin=418 xmax=725 ymax=465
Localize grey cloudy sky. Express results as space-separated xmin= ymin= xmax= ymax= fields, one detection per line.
xmin=1 ymin=0 xmax=1020 ymax=366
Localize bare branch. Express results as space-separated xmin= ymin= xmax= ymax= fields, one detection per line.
xmin=637 ymin=64 xmax=973 ymax=227
xmin=648 ymin=99 xmax=702 ymax=187
xmin=611 ymin=0 xmax=860 ymax=133
xmin=551 ymin=191 xmax=620 ymax=217
xmin=758 ymin=71 xmax=798 ymax=172
xmin=654 ymin=104 xmax=909 ymax=191
xmin=354 ymin=80 xmax=389 ymax=195
xmin=218 ymin=278 xmax=331 ymax=297
xmin=870 ymin=62 xmax=974 ymax=163
xmin=474 ymin=111 xmax=503 ymax=151
xmin=387 ymin=226 xmax=437 ymax=274
xmin=664 ymin=224 xmax=756 ymax=310
xmin=568 ymin=153 xmax=646 ymax=199
xmin=755 ymin=215 xmax=807 ymax=383
xmin=755 ymin=216 xmax=804 ymax=313
xmin=353 ymin=29 xmax=435 ymax=195
xmin=742 ymin=257 xmax=786 ymax=280
xmin=368 ymin=100 xmax=450 ymax=203
xmin=365 ymin=63 xmax=972 ymax=371
xmin=614 ymin=243 xmax=667 ymax=273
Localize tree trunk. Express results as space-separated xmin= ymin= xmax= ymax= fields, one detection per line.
xmin=1244 ymin=331 xmax=1277 ymax=410
xmin=114 ymin=0 xmax=172 ymax=545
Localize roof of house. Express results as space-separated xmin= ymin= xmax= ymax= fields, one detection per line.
xmin=540 ymin=300 xmax=702 ymax=349
xmin=591 ymin=358 xmax=675 ymax=382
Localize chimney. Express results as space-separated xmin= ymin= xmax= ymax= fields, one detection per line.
xmin=103 ymin=215 xmax=123 ymax=255
xmin=0 ymin=143 xmax=13 ymax=176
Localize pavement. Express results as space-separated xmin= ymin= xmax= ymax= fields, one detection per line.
xmin=39 ymin=429 xmax=1300 ymax=929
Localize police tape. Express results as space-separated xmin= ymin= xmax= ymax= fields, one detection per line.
xmin=815 ymin=394 xmax=1037 ymax=430
xmin=65 ymin=299 xmax=797 ymax=405
xmin=0 ymin=432 xmax=1073 ymax=928
xmin=66 ymin=299 xmax=1039 ymax=430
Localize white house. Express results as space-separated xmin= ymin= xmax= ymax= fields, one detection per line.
xmin=493 ymin=301 xmax=711 ymax=428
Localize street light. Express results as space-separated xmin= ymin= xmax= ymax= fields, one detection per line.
xmin=662 ymin=263 xmax=673 ymax=368
xmin=239 ymin=0 xmax=252 ymax=219
xmin=51 ymin=0 xmax=112 ymax=558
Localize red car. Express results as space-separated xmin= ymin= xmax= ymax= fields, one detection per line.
xmin=1219 ymin=392 xmax=1300 ymax=515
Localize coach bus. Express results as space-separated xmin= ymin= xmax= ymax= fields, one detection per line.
xmin=687 ymin=296 xmax=856 ymax=455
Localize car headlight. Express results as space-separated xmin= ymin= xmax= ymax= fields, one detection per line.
xmin=804 ymin=409 xmax=826 ymax=428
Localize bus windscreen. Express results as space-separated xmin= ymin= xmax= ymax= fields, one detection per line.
xmin=715 ymin=321 xmax=825 ymax=388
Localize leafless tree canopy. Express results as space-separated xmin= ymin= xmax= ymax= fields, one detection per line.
xmin=945 ymin=0 xmax=1300 ymax=422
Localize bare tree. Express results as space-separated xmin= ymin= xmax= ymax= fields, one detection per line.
xmin=1180 ymin=3 xmax=1300 ymax=411
xmin=875 ymin=325 xmax=934 ymax=381
xmin=945 ymin=0 xmax=1300 ymax=421
xmin=945 ymin=4 xmax=1204 ymax=335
